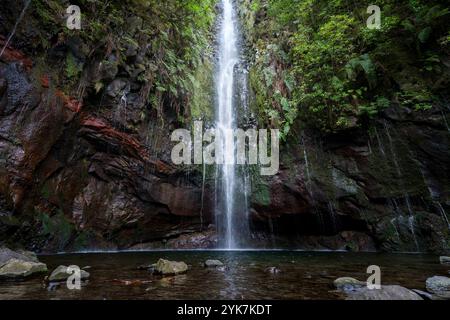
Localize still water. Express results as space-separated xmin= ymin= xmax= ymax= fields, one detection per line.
xmin=0 ymin=251 xmax=447 ymax=300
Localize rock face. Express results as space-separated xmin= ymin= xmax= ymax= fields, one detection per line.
xmin=0 ymin=258 xmax=47 ymax=280
xmin=154 ymin=259 xmax=188 ymax=275
xmin=426 ymin=276 xmax=450 ymax=299
xmin=0 ymin=0 xmax=449 ymax=254
xmin=48 ymin=265 xmax=90 ymax=282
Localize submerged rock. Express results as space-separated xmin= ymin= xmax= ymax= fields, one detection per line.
xmin=154 ymin=259 xmax=188 ymax=275
xmin=426 ymin=276 xmax=450 ymax=299
xmin=440 ymin=256 xmax=450 ymax=265
xmin=48 ymin=265 xmax=90 ymax=282
xmin=204 ymin=260 xmax=224 ymax=268
xmin=0 ymin=258 xmax=47 ymax=279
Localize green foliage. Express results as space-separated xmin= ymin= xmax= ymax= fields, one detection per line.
xmin=244 ymin=0 xmax=450 ymax=134
xmin=32 ymin=0 xmax=216 ymax=121
xmin=65 ymin=52 xmax=83 ymax=79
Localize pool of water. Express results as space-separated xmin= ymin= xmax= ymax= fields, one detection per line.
xmin=0 ymin=251 xmax=447 ymax=300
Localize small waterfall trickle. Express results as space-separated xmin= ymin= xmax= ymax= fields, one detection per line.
xmin=0 ymin=0 xmax=31 ymax=59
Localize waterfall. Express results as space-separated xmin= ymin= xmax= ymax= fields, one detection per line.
xmin=215 ymin=0 xmax=248 ymax=249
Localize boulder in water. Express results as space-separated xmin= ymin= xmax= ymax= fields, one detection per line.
xmin=204 ymin=260 xmax=224 ymax=268
xmin=0 ymin=258 xmax=47 ymax=279
xmin=48 ymin=265 xmax=90 ymax=282
xmin=426 ymin=276 xmax=450 ymax=299
xmin=0 ymin=247 xmax=39 ymax=265
xmin=154 ymin=259 xmax=188 ymax=275
xmin=334 ymin=277 xmax=422 ymax=300
xmin=333 ymin=277 xmax=365 ymax=291
xmin=345 ymin=285 xmax=423 ymax=300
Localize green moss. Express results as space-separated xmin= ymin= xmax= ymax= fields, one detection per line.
xmin=190 ymin=60 xmax=214 ymax=122
xmin=37 ymin=210 xmax=74 ymax=250
xmin=252 ymin=179 xmax=271 ymax=206
xmin=241 ymin=0 xmax=450 ymax=135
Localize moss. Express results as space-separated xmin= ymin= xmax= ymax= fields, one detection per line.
xmin=37 ymin=210 xmax=75 ymax=250
xmin=190 ymin=60 xmax=214 ymax=122
xmin=252 ymin=179 xmax=271 ymax=206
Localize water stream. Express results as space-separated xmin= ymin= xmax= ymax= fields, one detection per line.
xmin=215 ymin=0 xmax=249 ymax=249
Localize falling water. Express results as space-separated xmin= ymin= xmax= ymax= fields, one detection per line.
xmin=215 ymin=0 xmax=248 ymax=249
xmin=0 ymin=0 xmax=31 ymax=59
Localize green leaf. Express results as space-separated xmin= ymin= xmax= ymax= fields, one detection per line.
xmin=418 ymin=27 xmax=432 ymax=43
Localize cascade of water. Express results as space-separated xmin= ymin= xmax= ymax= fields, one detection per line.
xmin=0 ymin=0 xmax=31 ymax=59
xmin=215 ymin=0 xmax=248 ymax=249
xmin=390 ymin=218 xmax=401 ymax=243
xmin=408 ymin=215 xmax=420 ymax=252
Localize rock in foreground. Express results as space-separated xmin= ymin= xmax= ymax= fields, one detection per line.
xmin=48 ymin=265 xmax=90 ymax=282
xmin=334 ymin=277 xmax=422 ymax=300
xmin=0 ymin=248 xmax=39 ymax=265
xmin=426 ymin=276 xmax=450 ymax=299
xmin=204 ymin=260 xmax=224 ymax=268
xmin=154 ymin=259 xmax=188 ymax=275
xmin=0 ymin=258 xmax=47 ymax=280
xmin=345 ymin=285 xmax=423 ymax=300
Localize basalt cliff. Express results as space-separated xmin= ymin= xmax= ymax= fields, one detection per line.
xmin=0 ymin=0 xmax=449 ymax=253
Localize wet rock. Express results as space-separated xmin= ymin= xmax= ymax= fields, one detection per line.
xmin=412 ymin=289 xmax=433 ymax=300
xmin=440 ymin=256 xmax=450 ymax=265
xmin=0 ymin=247 xmax=39 ymax=265
xmin=204 ymin=260 xmax=224 ymax=268
xmin=0 ymin=258 xmax=47 ymax=279
xmin=154 ymin=259 xmax=188 ymax=276
xmin=426 ymin=276 xmax=450 ymax=299
xmin=334 ymin=277 xmax=422 ymax=299
xmin=345 ymin=285 xmax=423 ymax=300
xmin=105 ymin=79 xmax=129 ymax=98
xmin=48 ymin=265 xmax=90 ymax=282
xmin=333 ymin=277 xmax=365 ymax=291
xmin=266 ymin=267 xmax=281 ymax=274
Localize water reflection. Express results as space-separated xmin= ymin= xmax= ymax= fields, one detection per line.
xmin=0 ymin=251 xmax=447 ymax=300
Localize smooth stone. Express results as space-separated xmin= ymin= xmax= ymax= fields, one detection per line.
xmin=48 ymin=265 xmax=90 ymax=282
xmin=333 ymin=277 xmax=365 ymax=291
xmin=412 ymin=289 xmax=433 ymax=300
xmin=0 ymin=258 xmax=47 ymax=279
xmin=204 ymin=260 xmax=224 ymax=268
xmin=426 ymin=276 xmax=450 ymax=299
xmin=345 ymin=285 xmax=423 ymax=300
xmin=0 ymin=247 xmax=39 ymax=266
xmin=154 ymin=259 xmax=188 ymax=275
xmin=440 ymin=256 xmax=450 ymax=265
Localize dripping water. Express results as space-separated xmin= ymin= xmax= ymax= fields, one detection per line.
xmin=0 ymin=0 xmax=31 ymax=59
